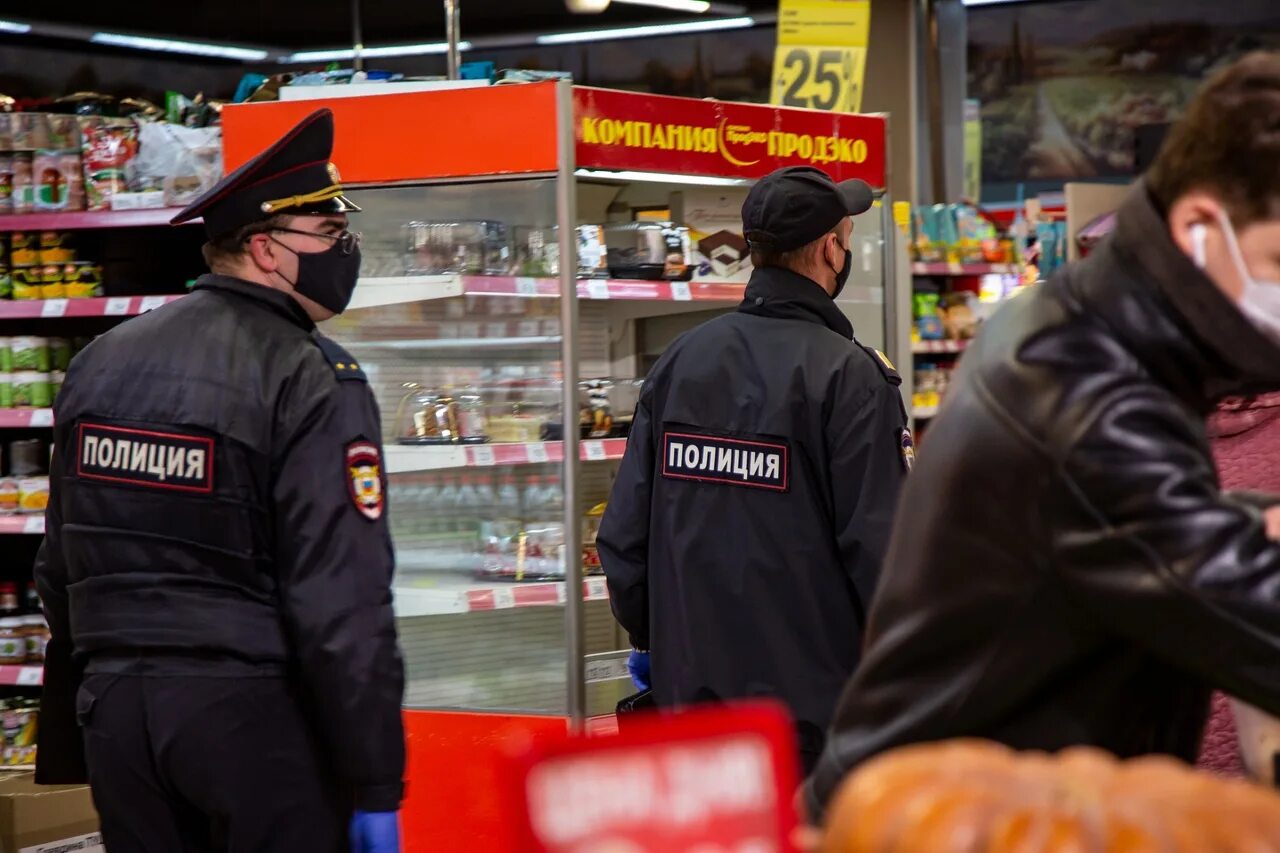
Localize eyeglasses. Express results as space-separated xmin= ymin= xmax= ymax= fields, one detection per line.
xmin=269 ymin=227 xmax=362 ymax=256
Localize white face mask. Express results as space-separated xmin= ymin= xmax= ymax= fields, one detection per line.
xmin=1191 ymin=213 xmax=1280 ymax=343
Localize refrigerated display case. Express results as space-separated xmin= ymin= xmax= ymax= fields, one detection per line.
xmin=221 ymin=80 xmax=894 ymax=849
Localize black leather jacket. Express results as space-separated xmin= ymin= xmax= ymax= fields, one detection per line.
xmin=600 ymin=266 xmax=908 ymax=748
xmin=807 ymin=185 xmax=1280 ymax=816
xmin=35 ymin=275 xmax=405 ymax=811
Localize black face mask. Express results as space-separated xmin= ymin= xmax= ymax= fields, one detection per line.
xmin=830 ymin=242 xmax=853 ymax=299
xmin=272 ymin=237 xmax=362 ymax=315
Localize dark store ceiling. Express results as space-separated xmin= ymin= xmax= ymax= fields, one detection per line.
xmin=9 ymin=0 xmax=780 ymax=50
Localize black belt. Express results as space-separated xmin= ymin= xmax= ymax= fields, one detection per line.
xmin=83 ymin=649 xmax=288 ymax=678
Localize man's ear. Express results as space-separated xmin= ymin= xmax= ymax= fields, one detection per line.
xmin=245 ymin=232 xmax=279 ymax=274
xmin=1168 ymin=190 xmax=1221 ymax=258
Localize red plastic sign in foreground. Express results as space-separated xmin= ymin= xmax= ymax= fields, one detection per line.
xmin=505 ymin=702 xmax=800 ymax=853
xmin=574 ymin=86 xmax=888 ymax=188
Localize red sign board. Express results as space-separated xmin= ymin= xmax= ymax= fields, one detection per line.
xmin=574 ymin=86 xmax=887 ymax=188
xmin=505 ymin=702 xmax=800 ymax=853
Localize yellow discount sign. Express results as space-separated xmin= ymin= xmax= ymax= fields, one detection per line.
xmin=772 ymin=0 xmax=870 ymax=114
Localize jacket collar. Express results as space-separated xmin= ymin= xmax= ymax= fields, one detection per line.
xmin=192 ymin=274 xmax=316 ymax=332
xmin=1085 ymin=183 xmax=1280 ymax=406
xmin=737 ymin=266 xmax=853 ymax=339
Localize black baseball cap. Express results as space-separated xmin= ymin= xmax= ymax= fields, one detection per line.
xmin=742 ymin=166 xmax=874 ymax=253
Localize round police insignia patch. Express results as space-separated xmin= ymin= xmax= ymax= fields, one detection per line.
xmin=900 ymin=428 xmax=916 ymax=472
xmin=346 ymin=440 xmax=384 ymax=520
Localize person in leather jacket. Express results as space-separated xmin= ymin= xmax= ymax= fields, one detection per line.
xmin=806 ymin=51 xmax=1280 ymax=818
xmin=34 ymin=109 xmax=405 ymax=852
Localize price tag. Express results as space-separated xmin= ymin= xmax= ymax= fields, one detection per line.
xmin=527 ymin=443 xmax=549 ymax=464
xmin=491 ymin=586 xmax=516 ymax=609
xmin=515 ymin=277 xmax=539 ymax=296
xmin=586 ymin=282 xmax=610 ymax=301
xmin=583 ymin=441 xmax=607 ymax=461
xmin=541 ymin=319 xmax=561 ymax=337
xmin=40 ymin=299 xmax=67 ymax=318
xmin=29 ymin=409 xmax=53 ymax=428
xmin=771 ymin=45 xmax=866 ymax=114
xmin=585 ymin=577 xmax=608 ymax=600
xmin=104 ymin=297 xmax=132 ymax=316
xmin=485 ymin=322 xmax=508 ymax=339
xmin=22 ymin=516 xmax=44 ymax=535
xmin=15 ymin=667 xmax=41 ymax=686
xmin=518 ymin=320 xmax=540 ymax=338
xmin=670 ymin=282 xmax=692 ymax=301
xmin=139 ymin=296 xmax=168 ymax=313
xmin=470 ymin=445 xmax=496 ymax=467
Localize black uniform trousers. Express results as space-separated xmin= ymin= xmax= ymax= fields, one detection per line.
xmin=77 ymin=663 xmax=349 ymax=853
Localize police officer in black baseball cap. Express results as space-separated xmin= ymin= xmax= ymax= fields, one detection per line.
xmin=35 ymin=108 xmax=404 ymax=853
xmin=599 ymin=165 xmax=909 ymax=774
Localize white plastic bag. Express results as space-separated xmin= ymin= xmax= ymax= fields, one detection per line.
xmin=128 ymin=122 xmax=222 ymax=207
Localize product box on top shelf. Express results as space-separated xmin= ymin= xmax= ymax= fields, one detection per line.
xmin=0 ymin=773 xmax=101 ymax=853
xmin=673 ymin=187 xmax=753 ymax=283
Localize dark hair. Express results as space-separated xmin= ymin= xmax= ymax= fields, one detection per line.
xmin=749 ymin=225 xmax=839 ymax=270
xmin=1148 ymin=51 xmax=1280 ymax=225
xmin=201 ymin=215 xmax=291 ymax=271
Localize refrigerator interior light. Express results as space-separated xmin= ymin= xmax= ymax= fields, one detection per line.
xmin=283 ymin=41 xmax=471 ymax=63
xmin=612 ymin=0 xmax=713 ymax=12
xmin=89 ymin=32 xmax=269 ymax=61
xmin=0 ymin=20 xmax=31 ymax=34
xmin=575 ymin=169 xmax=751 ymax=187
xmin=536 ymin=15 xmax=755 ymax=44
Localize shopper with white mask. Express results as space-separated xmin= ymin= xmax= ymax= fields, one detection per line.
xmin=806 ymin=51 xmax=1280 ymax=821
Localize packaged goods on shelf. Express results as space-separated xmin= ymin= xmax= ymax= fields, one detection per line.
xmin=913 ymin=363 xmax=952 ymax=415
xmin=0 ymin=436 xmax=49 ymax=513
xmin=79 ymin=117 xmax=140 ymax=211
xmin=396 ymin=385 xmax=492 ymax=445
xmin=514 ymin=226 xmax=560 ymax=276
xmin=2 ymin=234 xmax=103 ymax=300
xmin=911 ymin=202 xmax=1017 ymax=266
xmin=0 ymin=699 xmax=37 ymax=766
xmin=9 ymin=154 xmax=30 ymax=215
xmin=602 ymin=221 xmax=693 ymax=282
xmin=32 ymin=150 xmax=84 ymax=212
xmin=0 ymin=111 xmax=223 ymax=215
xmin=576 ymin=225 xmax=609 ymax=278
xmin=405 ymin=220 xmax=512 ymax=276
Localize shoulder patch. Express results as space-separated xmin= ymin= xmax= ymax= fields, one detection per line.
xmin=346 ymin=439 xmax=384 ymax=520
xmin=857 ymin=343 xmax=902 ymax=385
xmin=313 ymin=335 xmax=367 ymax=382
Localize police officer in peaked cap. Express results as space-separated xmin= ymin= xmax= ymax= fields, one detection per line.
xmin=34 ymin=108 xmax=404 ymax=853
xmin=599 ymin=165 xmax=911 ymax=774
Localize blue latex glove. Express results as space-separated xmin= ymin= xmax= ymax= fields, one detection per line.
xmin=350 ymin=810 xmax=400 ymax=853
xmin=627 ymin=649 xmax=651 ymax=691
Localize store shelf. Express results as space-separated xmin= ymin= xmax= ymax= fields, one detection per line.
xmin=0 ymin=295 xmax=181 ymax=320
xmin=912 ymin=339 xmax=969 ymax=355
xmin=0 ymin=208 xmax=195 ymax=232
xmin=912 ymin=262 xmax=1018 ymax=276
xmin=352 ymin=275 xmax=745 ymax=308
xmin=394 ymin=575 xmax=609 ymax=618
xmin=912 ymin=405 xmax=940 ymax=420
xmin=0 ymin=516 xmax=43 ymax=535
xmin=0 ymin=410 xmax=53 ymax=428
xmin=0 ymin=666 xmax=43 ymax=687
xmin=385 ymin=438 xmax=627 ymax=474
